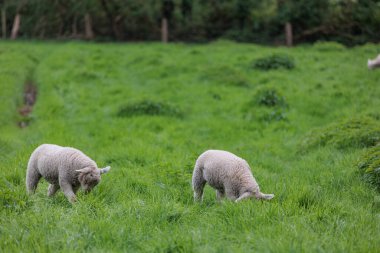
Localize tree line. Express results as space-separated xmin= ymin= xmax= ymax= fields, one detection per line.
xmin=1 ymin=0 xmax=379 ymax=45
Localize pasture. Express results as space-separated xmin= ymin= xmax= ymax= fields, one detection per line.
xmin=0 ymin=41 xmax=379 ymax=252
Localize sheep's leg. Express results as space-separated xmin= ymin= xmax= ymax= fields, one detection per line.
xmin=192 ymin=165 xmax=206 ymax=201
xmin=193 ymin=181 xmax=206 ymax=201
xmin=26 ymin=166 xmax=41 ymax=194
xmin=225 ymin=189 xmax=238 ymax=202
xmin=59 ymin=180 xmax=77 ymax=203
xmin=216 ymin=190 xmax=225 ymax=201
xmin=47 ymin=184 xmax=60 ymax=197
xmin=235 ymin=192 xmax=254 ymax=202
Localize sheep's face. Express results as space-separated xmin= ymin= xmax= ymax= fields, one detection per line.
xmin=76 ymin=167 xmax=101 ymax=193
xmin=76 ymin=166 xmax=111 ymax=193
xmin=83 ymin=170 xmax=101 ymax=193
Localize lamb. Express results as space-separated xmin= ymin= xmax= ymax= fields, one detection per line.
xmin=368 ymin=54 xmax=380 ymax=69
xmin=26 ymin=144 xmax=111 ymax=203
xmin=192 ymin=150 xmax=274 ymax=202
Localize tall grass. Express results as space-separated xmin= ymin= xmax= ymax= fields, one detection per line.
xmin=0 ymin=41 xmax=379 ymax=252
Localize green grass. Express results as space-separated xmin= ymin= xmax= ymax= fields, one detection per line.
xmin=1 ymin=40 xmax=380 ymax=252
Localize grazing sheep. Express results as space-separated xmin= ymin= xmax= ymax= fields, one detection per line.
xmin=192 ymin=150 xmax=274 ymax=202
xmin=26 ymin=144 xmax=111 ymax=203
xmin=368 ymin=54 xmax=380 ymax=69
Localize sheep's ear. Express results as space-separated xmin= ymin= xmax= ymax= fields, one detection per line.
xmin=100 ymin=166 xmax=111 ymax=174
xmin=76 ymin=167 xmax=93 ymax=174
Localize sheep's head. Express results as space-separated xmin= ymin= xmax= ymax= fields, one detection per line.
xmin=76 ymin=166 xmax=111 ymax=193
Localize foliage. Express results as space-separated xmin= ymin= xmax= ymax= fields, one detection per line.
xmin=1 ymin=0 xmax=379 ymax=45
xmin=117 ymin=100 xmax=182 ymax=118
xmin=358 ymin=145 xmax=380 ymax=191
xmin=244 ymin=86 xmax=288 ymax=123
xmin=299 ymin=117 xmax=380 ymax=152
xmin=253 ymin=54 xmax=295 ymax=71
xmin=252 ymin=107 xmax=287 ymax=123
xmin=253 ymin=86 xmax=288 ymax=107
xmin=0 ymin=41 xmax=379 ymax=252
xmin=277 ymin=0 xmax=329 ymax=31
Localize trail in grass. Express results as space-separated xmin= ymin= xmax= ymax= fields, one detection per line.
xmin=18 ymin=81 xmax=38 ymax=128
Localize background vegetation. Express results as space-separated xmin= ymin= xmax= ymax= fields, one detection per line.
xmin=0 ymin=40 xmax=379 ymax=252
xmin=1 ymin=0 xmax=380 ymax=45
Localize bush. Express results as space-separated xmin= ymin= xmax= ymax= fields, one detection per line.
xmin=117 ymin=100 xmax=182 ymax=118
xmin=244 ymin=86 xmax=288 ymax=122
xmin=358 ymin=145 xmax=380 ymax=191
xmin=299 ymin=117 xmax=380 ymax=152
xmin=253 ymin=54 xmax=295 ymax=71
xmin=253 ymin=87 xmax=288 ymax=107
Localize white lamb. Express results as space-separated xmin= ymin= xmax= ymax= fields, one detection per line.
xmin=368 ymin=54 xmax=380 ymax=69
xmin=26 ymin=144 xmax=111 ymax=203
xmin=192 ymin=150 xmax=274 ymax=202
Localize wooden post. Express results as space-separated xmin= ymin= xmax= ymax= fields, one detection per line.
xmin=285 ymin=22 xmax=293 ymax=47
xmin=84 ymin=13 xmax=94 ymax=39
xmin=11 ymin=13 xmax=21 ymax=40
xmin=1 ymin=8 xmax=6 ymax=39
xmin=161 ymin=18 xmax=168 ymax=43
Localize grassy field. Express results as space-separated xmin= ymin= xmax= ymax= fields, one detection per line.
xmin=0 ymin=40 xmax=379 ymax=252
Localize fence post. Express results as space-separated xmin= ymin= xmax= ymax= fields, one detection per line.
xmin=285 ymin=22 xmax=293 ymax=47
xmin=85 ymin=13 xmax=94 ymax=39
xmin=11 ymin=14 xmax=21 ymax=40
xmin=161 ymin=18 xmax=168 ymax=43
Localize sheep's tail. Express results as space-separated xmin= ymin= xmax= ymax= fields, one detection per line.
xmin=192 ymin=162 xmax=206 ymax=201
xmin=256 ymin=191 xmax=275 ymax=200
xmin=26 ymin=153 xmax=41 ymax=194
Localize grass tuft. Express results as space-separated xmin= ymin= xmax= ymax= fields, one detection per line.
xmin=244 ymin=86 xmax=288 ymax=122
xmin=299 ymin=117 xmax=380 ymax=152
xmin=117 ymin=100 xmax=183 ymax=118
xmin=253 ymin=54 xmax=295 ymax=71
xmin=358 ymin=145 xmax=380 ymax=191
xmin=253 ymin=86 xmax=288 ymax=108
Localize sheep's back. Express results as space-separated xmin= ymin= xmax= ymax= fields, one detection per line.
xmin=33 ymin=144 xmax=96 ymax=182
xmin=200 ymin=150 xmax=254 ymax=189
